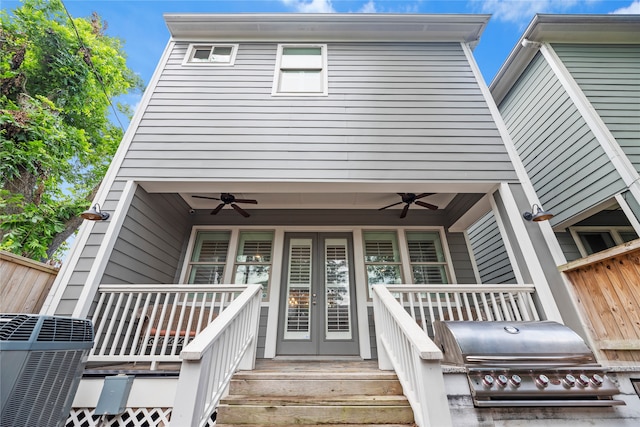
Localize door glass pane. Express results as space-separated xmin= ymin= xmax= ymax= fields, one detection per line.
xmin=325 ymin=238 xmax=351 ymax=340
xmin=284 ymin=239 xmax=312 ymax=339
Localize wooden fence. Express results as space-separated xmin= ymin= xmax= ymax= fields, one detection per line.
xmin=0 ymin=250 xmax=59 ymax=313
xmin=560 ymin=240 xmax=640 ymax=365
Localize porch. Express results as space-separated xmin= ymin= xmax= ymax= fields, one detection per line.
xmin=70 ymin=282 xmax=542 ymax=426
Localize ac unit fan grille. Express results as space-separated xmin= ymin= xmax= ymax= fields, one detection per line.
xmin=0 ymin=314 xmax=38 ymax=341
xmin=38 ymin=317 xmax=94 ymax=342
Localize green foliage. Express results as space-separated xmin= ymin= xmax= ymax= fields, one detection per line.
xmin=0 ymin=0 xmax=143 ymax=261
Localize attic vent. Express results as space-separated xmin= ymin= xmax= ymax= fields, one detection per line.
xmin=0 ymin=314 xmax=38 ymax=341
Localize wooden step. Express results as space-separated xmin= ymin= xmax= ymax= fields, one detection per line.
xmin=216 ymin=403 xmax=414 ymax=425
xmin=217 ymin=360 xmax=414 ymax=426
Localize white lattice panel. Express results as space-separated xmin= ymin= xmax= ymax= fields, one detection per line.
xmin=66 ymin=408 xmax=217 ymax=427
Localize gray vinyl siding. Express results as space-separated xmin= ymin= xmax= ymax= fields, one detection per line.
xmin=117 ymin=42 xmax=516 ymax=183
xmin=446 ymin=232 xmax=477 ymax=284
xmin=467 ymin=212 xmax=516 ymax=284
xmin=54 ymin=184 xmax=191 ymax=316
xmin=498 ymin=52 xmax=626 ymax=226
xmin=102 ymin=188 xmax=192 ymax=284
xmin=555 ymin=231 xmax=581 ymax=263
xmin=553 ymin=44 xmax=640 ymax=171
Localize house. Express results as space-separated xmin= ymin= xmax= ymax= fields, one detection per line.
xmin=36 ymin=13 xmax=640 ymax=426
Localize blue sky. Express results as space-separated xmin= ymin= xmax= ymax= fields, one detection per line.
xmin=3 ymin=0 xmax=640 ymax=110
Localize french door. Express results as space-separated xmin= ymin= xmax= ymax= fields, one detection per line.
xmin=276 ymin=233 xmax=359 ymax=356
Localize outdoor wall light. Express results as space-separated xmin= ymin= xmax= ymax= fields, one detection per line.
xmin=523 ymin=204 xmax=554 ymax=222
xmin=81 ymin=203 xmax=110 ymax=221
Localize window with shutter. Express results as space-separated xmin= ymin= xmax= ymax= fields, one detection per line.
xmin=233 ymin=231 xmax=274 ymax=300
xmin=187 ymin=231 xmax=231 ymax=284
xmin=362 ymin=231 xmax=403 ymax=295
xmin=406 ymin=231 xmax=448 ymax=284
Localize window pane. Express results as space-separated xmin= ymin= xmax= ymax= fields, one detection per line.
xmin=406 ymin=231 xmax=445 ymax=262
xmin=579 ymin=232 xmax=615 ymax=255
xmin=363 ymin=231 xmax=400 ymax=262
xmin=283 ymin=47 xmax=321 ymax=55
xmin=236 ymin=231 xmax=273 ymax=262
xmin=620 ymin=231 xmax=639 ymax=243
xmin=211 ymin=46 xmax=233 ymax=62
xmin=412 ymin=265 xmax=448 ymax=284
xmin=234 ymin=265 xmax=271 ymax=286
xmin=192 ymin=47 xmax=211 ymax=61
xmin=279 ymin=70 xmax=322 ymax=93
xmin=191 ymin=231 xmax=230 ymax=262
xmin=189 ymin=265 xmax=225 ymax=284
xmin=366 ymin=265 xmax=402 ymax=285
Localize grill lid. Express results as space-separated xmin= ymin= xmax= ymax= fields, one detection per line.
xmin=434 ymin=321 xmax=596 ymax=367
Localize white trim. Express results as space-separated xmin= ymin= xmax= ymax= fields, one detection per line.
xmin=616 ymin=193 xmax=640 ymax=235
xmin=489 ymin=194 xmax=525 ymax=285
xmin=461 ymin=42 xmax=568 ymax=267
xmin=182 ymin=43 xmax=238 ymax=66
xmin=497 ymin=183 xmax=563 ymax=322
xmin=352 ymin=228 xmax=372 ymax=359
xmin=224 ymin=229 xmax=240 ymax=284
xmin=439 ymin=229 xmax=457 ymax=284
xmin=263 ymin=229 xmax=285 ymax=358
xmin=271 ymin=44 xmax=328 ymax=97
xmin=538 ymin=43 xmax=640 ymax=214
xmin=73 ymin=181 xmax=138 ymax=318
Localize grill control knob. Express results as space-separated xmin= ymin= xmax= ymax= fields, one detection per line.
xmin=482 ymin=374 xmax=495 ymax=388
xmin=510 ymin=374 xmax=522 ymax=388
xmin=577 ymin=374 xmax=590 ymax=387
xmin=563 ymin=374 xmax=576 ymax=388
xmin=591 ymin=374 xmax=604 ymax=387
xmin=496 ymin=374 xmax=509 ymax=387
xmin=536 ymin=374 xmax=550 ymax=388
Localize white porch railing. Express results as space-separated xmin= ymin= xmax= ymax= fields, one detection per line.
xmin=386 ymin=284 xmax=540 ymax=337
xmin=89 ymin=284 xmax=247 ymax=369
xmin=170 ymin=284 xmax=262 ymax=427
xmin=372 ymin=284 xmax=452 ymax=427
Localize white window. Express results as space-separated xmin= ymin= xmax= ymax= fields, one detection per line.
xmin=362 ymin=231 xmax=404 ymax=293
xmin=233 ymin=230 xmax=274 ymax=300
xmin=186 ymin=231 xmax=231 ymax=284
xmin=272 ymin=45 xmax=328 ymax=96
xmin=569 ymin=226 xmax=638 ymax=257
xmin=405 ymin=231 xmax=449 ymax=284
xmin=184 ymin=44 xmax=238 ymax=65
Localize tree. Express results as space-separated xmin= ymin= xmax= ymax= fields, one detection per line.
xmin=0 ymin=0 xmax=143 ymax=261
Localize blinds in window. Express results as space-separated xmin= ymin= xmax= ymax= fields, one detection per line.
xmin=365 ymin=241 xmax=396 ymax=262
xmin=196 ymin=240 xmax=229 ymax=262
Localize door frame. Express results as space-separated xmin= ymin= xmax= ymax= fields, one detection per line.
xmin=275 ymin=232 xmax=360 ymax=356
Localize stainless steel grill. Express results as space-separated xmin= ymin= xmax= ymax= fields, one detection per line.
xmin=433 ymin=320 xmax=624 ymax=407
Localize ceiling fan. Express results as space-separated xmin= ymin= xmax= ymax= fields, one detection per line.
xmin=378 ymin=193 xmax=438 ymax=218
xmin=191 ymin=193 xmax=258 ymax=217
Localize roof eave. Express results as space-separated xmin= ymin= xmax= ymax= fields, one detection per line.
xmin=490 ymin=14 xmax=640 ymax=105
xmin=164 ymin=13 xmax=490 ymax=44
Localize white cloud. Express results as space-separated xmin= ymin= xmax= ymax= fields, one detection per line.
xmin=611 ymin=0 xmax=640 ymax=13
xmin=281 ymin=0 xmax=336 ymax=13
xmin=475 ymin=0 xmax=581 ymax=23
xmin=359 ymin=0 xmax=377 ymax=13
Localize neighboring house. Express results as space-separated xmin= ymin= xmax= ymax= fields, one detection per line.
xmin=475 ymin=13 xmax=640 ymax=367
xmin=37 ymin=13 xmax=639 ymax=426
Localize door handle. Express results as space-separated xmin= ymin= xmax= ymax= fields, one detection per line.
xmin=312 ymin=293 xmax=317 ymax=305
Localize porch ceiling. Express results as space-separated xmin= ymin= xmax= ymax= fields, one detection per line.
xmin=181 ymin=192 xmax=457 ymax=210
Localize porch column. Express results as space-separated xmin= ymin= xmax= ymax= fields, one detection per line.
xmin=492 ymin=183 xmax=562 ymax=322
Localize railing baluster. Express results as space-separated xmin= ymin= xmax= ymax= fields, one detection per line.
xmin=498 ymin=292 xmax=511 ymax=321
xmin=121 ymin=293 xmax=143 ymax=356
xmin=462 ymin=292 xmax=473 ymax=320
xmin=89 ymin=292 xmax=108 ymax=356
xmin=98 ymin=293 xmax=118 ymax=355
xmin=110 ymin=293 xmax=134 ymax=356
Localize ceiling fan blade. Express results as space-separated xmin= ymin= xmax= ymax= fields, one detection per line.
xmin=400 ymin=204 xmax=410 ymax=218
xmin=231 ymin=203 xmax=250 ymax=217
xmin=233 ymin=198 xmax=258 ymax=204
xmin=414 ymin=193 xmax=434 ymax=200
xmin=378 ymin=201 xmax=403 ymax=211
xmin=192 ymin=195 xmax=221 ymax=201
xmin=415 ymin=200 xmax=438 ymax=210
xmin=210 ymin=203 xmax=225 ymax=215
